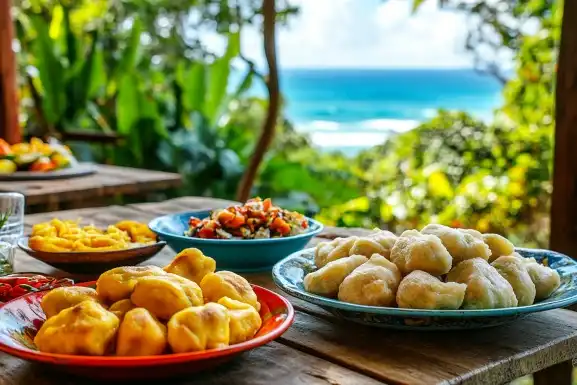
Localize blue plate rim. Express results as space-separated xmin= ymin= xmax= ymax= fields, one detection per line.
xmin=272 ymin=247 xmax=577 ymax=318
xmin=148 ymin=210 xmax=324 ymax=244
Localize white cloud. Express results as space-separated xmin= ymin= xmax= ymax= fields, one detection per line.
xmin=240 ymin=0 xmax=474 ymax=69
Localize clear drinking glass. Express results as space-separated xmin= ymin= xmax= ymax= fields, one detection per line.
xmin=0 ymin=192 xmax=24 ymax=275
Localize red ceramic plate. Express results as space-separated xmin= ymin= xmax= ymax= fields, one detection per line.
xmin=0 ymin=282 xmax=294 ymax=380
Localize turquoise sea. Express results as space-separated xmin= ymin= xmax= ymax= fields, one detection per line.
xmin=276 ymin=69 xmax=504 ymax=155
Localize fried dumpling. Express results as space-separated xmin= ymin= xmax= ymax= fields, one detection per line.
xmin=41 ymin=286 xmax=100 ymax=319
xmin=491 ymin=255 xmax=536 ymax=306
xmin=108 ymin=299 xmax=137 ymax=320
xmin=447 ymin=258 xmax=518 ymax=309
xmin=218 ymin=297 xmax=262 ymax=344
xmin=96 ymin=266 xmax=166 ymax=303
xmin=304 ymin=254 xmax=368 ymax=297
xmin=389 ymin=230 xmax=452 ymax=275
xmin=421 ymin=224 xmax=491 ymax=263
xmin=200 ymin=271 xmax=260 ymax=311
xmin=167 ymin=303 xmax=230 ymax=353
xmin=163 ymin=247 xmax=216 ymax=284
xmin=34 ymin=301 xmax=119 ymax=355
xmin=396 ymin=270 xmax=466 ymax=310
xmin=314 ymin=236 xmax=358 ymax=268
xmin=131 ymin=274 xmax=203 ymax=320
xmin=483 ymin=233 xmax=515 ymax=262
xmin=116 ymin=308 xmax=167 ymax=356
xmin=521 ymin=257 xmax=561 ymax=300
xmin=338 ymin=254 xmax=401 ymax=306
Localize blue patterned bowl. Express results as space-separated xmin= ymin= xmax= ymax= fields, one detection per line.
xmin=272 ymin=247 xmax=577 ymax=330
xmin=149 ymin=211 xmax=323 ymax=273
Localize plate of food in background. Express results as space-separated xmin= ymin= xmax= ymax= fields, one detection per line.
xmin=272 ymin=224 xmax=576 ymax=330
xmin=18 ymin=219 xmax=166 ymax=274
xmin=148 ymin=197 xmax=323 ymax=272
xmin=0 ymin=137 xmax=96 ymax=181
xmin=0 ymin=248 xmax=294 ymax=380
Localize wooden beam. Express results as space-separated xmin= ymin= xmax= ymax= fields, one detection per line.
xmin=0 ymin=0 xmax=20 ymax=144
xmin=550 ymin=0 xmax=577 ymax=257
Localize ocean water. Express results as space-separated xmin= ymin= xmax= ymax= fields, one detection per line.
xmin=275 ymin=69 xmax=504 ymax=155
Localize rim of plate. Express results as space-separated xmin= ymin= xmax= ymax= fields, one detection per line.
xmin=17 ymin=237 xmax=166 ymax=255
xmin=0 ymin=284 xmax=295 ymax=366
xmin=272 ymin=247 xmax=577 ymax=318
xmin=148 ymin=211 xmax=324 ymax=244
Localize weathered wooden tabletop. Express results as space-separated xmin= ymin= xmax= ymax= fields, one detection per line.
xmin=2 ymin=196 xmax=576 ymax=385
xmin=0 ymin=164 xmax=181 ymax=210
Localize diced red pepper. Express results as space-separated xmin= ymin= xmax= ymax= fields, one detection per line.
xmin=263 ymin=198 xmax=272 ymax=212
xmin=0 ymin=139 xmax=12 ymax=156
xmin=188 ymin=217 xmax=201 ymax=227
xmin=227 ymin=214 xmax=246 ymax=228
xmin=198 ymin=228 xmax=216 ymax=239
xmin=301 ymin=220 xmax=309 ymax=229
xmin=270 ymin=217 xmax=291 ymax=235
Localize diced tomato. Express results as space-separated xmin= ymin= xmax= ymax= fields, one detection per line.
xmin=263 ymin=198 xmax=272 ymax=211
xmin=0 ymin=139 xmax=12 ymax=156
xmin=198 ymin=228 xmax=216 ymax=239
xmin=29 ymin=157 xmax=56 ymax=172
xmin=301 ymin=220 xmax=309 ymax=229
xmin=188 ymin=217 xmax=201 ymax=227
xmin=270 ymin=217 xmax=291 ymax=235
xmin=217 ymin=210 xmax=236 ymax=225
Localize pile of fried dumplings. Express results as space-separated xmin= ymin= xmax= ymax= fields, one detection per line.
xmin=34 ymin=248 xmax=262 ymax=356
xmin=305 ymin=224 xmax=561 ymax=310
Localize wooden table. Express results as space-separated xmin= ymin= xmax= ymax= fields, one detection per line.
xmin=0 ymin=164 xmax=181 ymax=212
xmin=2 ymin=197 xmax=577 ymax=385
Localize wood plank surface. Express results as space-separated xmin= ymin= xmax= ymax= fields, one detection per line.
xmin=6 ymin=197 xmax=577 ymax=385
xmin=0 ymin=165 xmax=181 ymax=206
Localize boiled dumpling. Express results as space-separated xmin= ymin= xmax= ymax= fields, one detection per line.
xmin=338 ymin=254 xmax=401 ymax=306
xmin=41 ymin=286 xmax=101 ymax=319
xmin=421 ymin=224 xmax=491 ymax=263
xmin=167 ymin=303 xmax=230 ymax=353
xmin=491 ymin=255 xmax=536 ymax=306
xmin=396 ymin=270 xmax=466 ymax=310
xmin=483 ymin=233 xmax=515 ymax=262
xmin=116 ymin=308 xmax=167 ymax=356
xmin=163 ymin=247 xmax=216 ymax=284
xmin=367 ymin=229 xmax=397 ymax=251
xmin=34 ymin=301 xmax=119 ymax=355
xmin=131 ymin=274 xmax=203 ymax=320
xmin=349 ymin=238 xmax=387 ymax=259
xmin=389 ymin=230 xmax=452 ymax=275
xmin=304 ymin=254 xmax=368 ymax=297
xmin=447 ymin=258 xmax=518 ymax=309
xmin=521 ymin=257 xmax=561 ymax=300
xmin=314 ymin=236 xmax=358 ymax=268
xmin=218 ymin=297 xmax=262 ymax=344
xmin=200 ymin=271 xmax=260 ymax=311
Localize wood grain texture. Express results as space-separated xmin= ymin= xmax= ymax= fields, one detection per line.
xmin=8 ymin=197 xmax=577 ymax=385
xmin=0 ymin=342 xmax=384 ymax=385
xmin=550 ymin=0 xmax=577 ymax=258
xmin=533 ymin=360 xmax=573 ymax=385
xmin=0 ymin=165 xmax=181 ymax=206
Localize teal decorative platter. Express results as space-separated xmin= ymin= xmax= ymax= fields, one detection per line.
xmin=272 ymin=247 xmax=577 ymax=330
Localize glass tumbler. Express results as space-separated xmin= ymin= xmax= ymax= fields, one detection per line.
xmin=0 ymin=192 xmax=24 ymax=275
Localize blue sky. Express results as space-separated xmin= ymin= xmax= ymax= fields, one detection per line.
xmin=240 ymin=0 xmax=475 ymax=69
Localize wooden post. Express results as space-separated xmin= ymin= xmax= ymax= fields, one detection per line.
xmin=550 ymin=0 xmax=577 ymax=257
xmin=0 ymin=0 xmax=20 ymax=144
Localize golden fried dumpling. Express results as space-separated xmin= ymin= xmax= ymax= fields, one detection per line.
xmin=167 ymin=303 xmax=230 ymax=353
xmin=491 ymin=255 xmax=536 ymax=306
xmin=349 ymin=238 xmax=387 ymax=259
xmin=396 ymin=271 xmax=467 ymax=310
xmin=108 ymin=299 xmax=137 ymax=320
xmin=483 ymin=233 xmax=515 ymax=262
xmin=521 ymin=257 xmax=561 ymax=300
xmin=96 ymin=265 xmax=166 ymax=303
xmin=304 ymin=254 xmax=368 ymax=296
xmin=447 ymin=258 xmax=518 ymax=309
xmin=116 ymin=308 xmax=167 ymax=356
xmin=163 ymin=247 xmax=216 ymax=284
xmin=131 ymin=274 xmax=203 ymax=320
xmin=34 ymin=301 xmax=119 ymax=355
xmin=41 ymin=286 xmax=100 ymax=319
xmin=389 ymin=230 xmax=452 ymax=275
xmin=200 ymin=271 xmax=260 ymax=311
xmin=218 ymin=297 xmax=262 ymax=344
xmin=338 ymin=254 xmax=401 ymax=306
xmin=421 ymin=224 xmax=491 ymax=263
xmin=314 ymin=236 xmax=358 ymax=268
